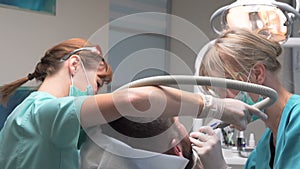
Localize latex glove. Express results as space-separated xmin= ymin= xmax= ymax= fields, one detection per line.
xmin=190 ymin=126 xmax=228 ymax=169
xmin=201 ymin=95 xmax=267 ymax=130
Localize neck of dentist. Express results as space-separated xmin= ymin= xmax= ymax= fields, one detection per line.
xmin=38 ymin=64 xmax=71 ymax=98
xmin=263 ymin=71 xmax=292 ymax=146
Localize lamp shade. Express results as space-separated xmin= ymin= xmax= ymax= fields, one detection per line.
xmin=225 ymin=4 xmax=288 ymax=42
xmin=210 ymin=0 xmax=300 ymax=43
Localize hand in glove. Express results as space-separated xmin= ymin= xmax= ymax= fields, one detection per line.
xmin=190 ymin=126 xmax=228 ymax=169
xmin=200 ymin=95 xmax=267 ymax=130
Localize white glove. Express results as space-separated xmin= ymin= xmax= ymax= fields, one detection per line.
xmin=190 ymin=126 xmax=228 ymax=169
xmin=201 ymin=95 xmax=267 ymax=130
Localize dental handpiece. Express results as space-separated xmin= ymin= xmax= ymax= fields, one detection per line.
xmin=212 ymin=122 xmax=230 ymax=130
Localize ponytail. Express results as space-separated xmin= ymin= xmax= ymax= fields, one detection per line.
xmin=1 ymin=73 xmax=35 ymax=105
xmin=1 ymin=38 xmax=107 ymax=105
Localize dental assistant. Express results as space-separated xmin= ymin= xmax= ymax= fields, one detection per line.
xmin=0 ymin=38 xmax=264 ymax=169
xmin=199 ymin=28 xmax=300 ymax=169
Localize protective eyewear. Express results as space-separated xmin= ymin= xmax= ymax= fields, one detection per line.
xmin=60 ymin=45 xmax=104 ymax=62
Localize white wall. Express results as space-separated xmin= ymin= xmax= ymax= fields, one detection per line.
xmin=108 ymin=0 xmax=169 ymax=91
xmin=0 ymin=0 xmax=109 ymax=86
xmin=168 ymin=0 xmax=235 ymax=93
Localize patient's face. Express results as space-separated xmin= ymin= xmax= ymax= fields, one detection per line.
xmin=167 ymin=117 xmax=194 ymax=169
xmin=173 ymin=117 xmax=188 ymax=138
xmin=169 ymin=117 xmax=192 ymax=159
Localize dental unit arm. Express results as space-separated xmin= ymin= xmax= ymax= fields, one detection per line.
xmin=116 ymin=75 xmax=278 ymax=128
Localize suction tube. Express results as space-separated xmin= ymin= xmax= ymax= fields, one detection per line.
xmin=116 ymin=75 xmax=278 ymax=111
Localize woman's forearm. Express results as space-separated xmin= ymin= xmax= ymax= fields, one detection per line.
xmin=80 ymin=86 xmax=204 ymax=128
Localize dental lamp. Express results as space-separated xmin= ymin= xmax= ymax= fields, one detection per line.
xmin=210 ymin=0 xmax=300 ymax=45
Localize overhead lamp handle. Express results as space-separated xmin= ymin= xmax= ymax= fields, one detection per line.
xmin=210 ymin=5 xmax=229 ymax=35
xmin=296 ymin=0 xmax=300 ymax=13
xmin=273 ymin=1 xmax=300 ymax=19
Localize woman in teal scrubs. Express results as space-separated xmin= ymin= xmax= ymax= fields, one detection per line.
xmin=199 ymin=28 xmax=300 ymax=169
xmin=0 ymin=38 xmax=264 ymax=169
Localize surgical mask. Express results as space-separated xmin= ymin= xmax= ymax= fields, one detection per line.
xmin=69 ymin=60 xmax=94 ymax=96
xmin=69 ymin=81 xmax=94 ymax=96
xmin=234 ymin=69 xmax=264 ymax=121
xmin=235 ymin=91 xmax=264 ymax=121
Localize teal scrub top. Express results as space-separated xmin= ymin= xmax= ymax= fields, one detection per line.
xmin=0 ymin=91 xmax=87 ymax=169
xmin=245 ymin=94 xmax=300 ymax=169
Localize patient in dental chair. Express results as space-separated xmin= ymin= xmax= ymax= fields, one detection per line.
xmin=79 ymin=117 xmax=202 ymax=169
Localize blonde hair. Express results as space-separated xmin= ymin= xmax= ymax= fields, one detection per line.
xmin=199 ymin=28 xmax=282 ymax=81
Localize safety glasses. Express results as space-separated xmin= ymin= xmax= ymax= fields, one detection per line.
xmin=60 ymin=45 xmax=104 ymax=62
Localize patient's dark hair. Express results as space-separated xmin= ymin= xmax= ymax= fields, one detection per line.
xmin=101 ymin=117 xmax=194 ymax=169
xmin=105 ymin=117 xmax=173 ymax=138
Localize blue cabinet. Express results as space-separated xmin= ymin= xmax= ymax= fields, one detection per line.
xmin=0 ymin=87 xmax=35 ymax=129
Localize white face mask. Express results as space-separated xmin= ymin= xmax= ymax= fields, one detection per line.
xmin=69 ymin=60 xmax=94 ymax=96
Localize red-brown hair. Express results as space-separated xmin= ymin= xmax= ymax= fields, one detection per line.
xmin=1 ymin=38 xmax=112 ymax=104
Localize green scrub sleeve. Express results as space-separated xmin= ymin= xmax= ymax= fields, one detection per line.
xmin=274 ymin=102 xmax=300 ymax=168
xmin=35 ymin=96 xmax=88 ymax=148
